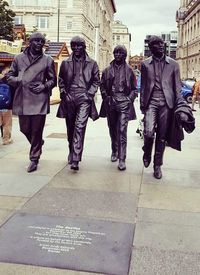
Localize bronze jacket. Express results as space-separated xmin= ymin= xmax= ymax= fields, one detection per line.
xmin=7 ymin=47 xmax=57 ymax=115
xmin=99 ymin=61 xmax=137 ymax=120
xmin=140 ymin=56 xmax=182 ymax=112
xmin=56 ymin=54 xmax=100 ymax=121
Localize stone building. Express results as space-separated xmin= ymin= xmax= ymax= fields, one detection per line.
xmin=7 ymin=0 xmax=116 ymax=71
xmin=112 ymin=20 xmax=131 ymax=61
xmin=176 ymin=0 xmax=200 ymax=79
xmin=144 ymin=32 xmax=178 ymax=59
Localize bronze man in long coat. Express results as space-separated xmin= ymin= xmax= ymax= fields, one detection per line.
xmin=140 ymin=36 xmax=182 ymax=179
xmin=99 ymin=45 xmax=137 ymax=171
xmin=57 ymin=36 xmax=100 ymax=171
xmin=7 ymin=32 xmax=57 ymax=172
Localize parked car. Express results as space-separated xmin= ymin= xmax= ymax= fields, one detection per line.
xmin=181 ymin=78 xmax=196 ymax=103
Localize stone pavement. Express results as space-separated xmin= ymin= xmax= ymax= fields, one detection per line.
xmin=0 ymin=95 xmax=200 ymax=275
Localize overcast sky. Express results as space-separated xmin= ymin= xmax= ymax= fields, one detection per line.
xmin=114 ymin=0 xmax=180 ymax=55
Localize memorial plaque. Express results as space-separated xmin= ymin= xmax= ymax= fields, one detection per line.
xmin=0 ymin=213 xmax=134 ymax=275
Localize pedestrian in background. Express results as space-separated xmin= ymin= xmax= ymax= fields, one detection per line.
xmin=7 ymin=32 xmax=57 ymax=172
xmin=191 ymin=80 xmax=200 ymax=111
xmin=0 ymin=65 xmax=13 ymax=145
xmin=99 ymin=45 xmax=137 ymax=171
xmin=57 ymin=36 xmax=100 ymax=171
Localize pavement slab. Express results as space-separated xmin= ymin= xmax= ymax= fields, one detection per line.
xmin=137 ymin=207 xmax=200 ymax=227
xmin=129 ymin=247 xmax=200 ymax=275
xmin=139 ymin=183 xmax=200 ymax=212
xmin=133 ymin=220 xmax=200 ymax=252
xmin=21 ymin=187 xmax=137 ymax=223
xmin=0 ymin=263 xmax=101 ymax=275
xmin=142 ymin=167 xmax=200 ymax=187
xmin=49 ymin=163 xmax=142 ymax=195
xmin=0 ymin=209 xmax=13 ymax=225
xmin=0 ymin=196 xmax=28 ymax=211
xmin=0 ymin=173 xmax=52 ymax=197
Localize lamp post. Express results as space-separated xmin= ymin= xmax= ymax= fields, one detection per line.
xmin=57 ymin=0 xmax=60 ymax=42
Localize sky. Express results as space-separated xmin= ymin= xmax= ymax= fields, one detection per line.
xmin=114 ymin=0 xmax=180 ymax=55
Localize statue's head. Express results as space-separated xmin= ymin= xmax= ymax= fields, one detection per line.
xmin=148 ymin=35 xmax=164 ymax=58
xmin=113 ymin=45 xmax=127 ymax=63
xmin=29 ymin=32 xmax=45 ymax=54
xmin=70 ymin=36 xmax=86 ymax=58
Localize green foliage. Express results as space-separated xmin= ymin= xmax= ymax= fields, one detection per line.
xmin=0 ymin=0 xmax=15 ymax=41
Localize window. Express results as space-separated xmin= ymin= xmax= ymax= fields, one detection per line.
xmin=37 ymin=0 xmax=51 ymax=6
xmin=66 ymin=17 xmax=73 ymax=30
xmin=14 ymin=15 xmax=23 ymax=24
xmin=67 ymin=0 xmax=73 ymax=8
xmin=116 ymin=35 xmax=120 ymax=42
xmin=36 ymin=16 xmax=49 ymax=29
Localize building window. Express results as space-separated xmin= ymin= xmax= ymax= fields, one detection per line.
xmin=37 ymin=0 xmax=51 ymax=5
xmin=116 ymin=35 xmax=120 ymax=42
xmin=36 ymin=16 xmax=49 ymax=29
xmin=11 ymin=0 xmax=23 ymax=5
xmin=14 ymin=15 xmax=23 ymax=24
xmin=66 ymin=17 xmax=73 ymax=30
xmin=67 ymin=0 xmax=73 ymax=8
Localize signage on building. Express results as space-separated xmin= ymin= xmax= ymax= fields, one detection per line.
xmin=0 ymin=39 xmax=22 ymax=54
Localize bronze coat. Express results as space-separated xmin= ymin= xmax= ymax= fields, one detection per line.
xmin=8 ymin=48 xmax=57 ymax=115
xmin=99 ymin=61 xmax=137 ymax=120
xmin=140 ymin=56 xmax=182 ymax=112
xmin=57 ymin=54 xmax=100 ymax=121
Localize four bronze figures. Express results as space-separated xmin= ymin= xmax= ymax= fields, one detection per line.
xmin=6 ymin=34 xmax=195 ymax=179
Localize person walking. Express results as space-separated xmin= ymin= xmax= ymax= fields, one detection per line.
xmin=7 ymin=32 xmax=57 ymax=172
xmin=57 ymin=36 xmax=100 ymax=171
xmin=140 ymin=35 xmax=183 ymax=179
xmin=191 ymin=80 xmax=200 ymax=111
xmin=0 ymin=65 xmax=13 ymax=145
xmin=99 ymin=45 xmax=137 ymax=171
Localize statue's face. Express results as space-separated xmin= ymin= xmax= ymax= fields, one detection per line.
xmin=30 ymin=38 xmax=45 ymax=54
xmin=150 ymin=40 xmax=165 ymax=57
xmin=114 ymin=50 xmax=125 ymax=63
xmin=71 ymin=42 xmax=85 ymax=58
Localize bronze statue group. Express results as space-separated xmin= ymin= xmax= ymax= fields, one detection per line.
xmin=5 ymin=32 xmax=195 ymax=179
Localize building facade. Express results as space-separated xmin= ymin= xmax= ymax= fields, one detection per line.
xmin=144 ymin=31 xmax=178 ymax=59
xmin=7 ymin=0 xmax=116 ymax=71
xmin=176 ymin=0 xmax=200 ymax=79
xmin=112 ymin=20 xmax=131 ymax=61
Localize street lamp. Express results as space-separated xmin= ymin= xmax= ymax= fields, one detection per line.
xmin=57 ymin=0 xmax=60 ymax=42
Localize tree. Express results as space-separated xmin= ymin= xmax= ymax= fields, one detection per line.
xmin=0 ymin=0 xmax=15 ymax=41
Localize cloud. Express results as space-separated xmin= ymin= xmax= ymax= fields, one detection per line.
xmin=114 ymin=0 xmax=180 ymax=55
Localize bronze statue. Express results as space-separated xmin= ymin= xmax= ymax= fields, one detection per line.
xmin=7 ymin=32 xmax=57 ymax=172
xmin=57 ymin=36 xmax=100 ymax=171
xmin=99 ymin=45 xmax=137 ymax=171
xmin=140 ymin=35 xmax=183 ymax=179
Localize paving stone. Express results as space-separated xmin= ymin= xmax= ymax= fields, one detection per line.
xmin=129 ymin=247 xmax=200 ymax=275
xmin=0 ymin=209 xmax=13 ymax=225
xmin=0 ymin=263 xmax=102 ymax=275
xmin=0 ymin=158 xmax=65 ymax=177
xmin=137 ymin=208 xmax=200 ymax=227
xmin=142 ymin=167 xmax=200 ymax=187
xmin=0 ymin=173 xmax=52 ymax=197
xmin=22 ymin=187 xmax=137 ymax=224
xmin=139 ymin=183 xmax=200 ymax=212
xmin=49 ymin=166 xmax=141 ymax=195
xmin=0 ymin=196 xmax=28 ymax=211
xmin=0 ymin=213 xmax=134 ymax=275
xmin=134 ymin=221 xmax=200 ymax=253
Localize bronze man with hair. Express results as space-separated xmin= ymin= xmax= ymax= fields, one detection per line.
xmin=57 ymin=36 xmax=100 ymax=171
xmin=99 ymin=45 xmax=137 ymax=171
xmin=7 ymin=32 xmax=57 ymax=172
xmin=140 ymin=35 xmax=182 ymax=179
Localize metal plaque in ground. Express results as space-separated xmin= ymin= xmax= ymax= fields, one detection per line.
xmin=0 ymin=213 xmax=134 ymax=275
